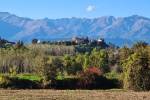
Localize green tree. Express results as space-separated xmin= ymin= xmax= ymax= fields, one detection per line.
xmin=44 ymin=57 xmax=63 ymax=81
xmin=122 ymin=48 xmax=150 ymax=91
xmin=89 ymin=49 xmax=109 ymax=73
xmin=83 ymin=53 xmax=90 ymax=70
xmin=63 ymin=55 xmax=82 ymax=75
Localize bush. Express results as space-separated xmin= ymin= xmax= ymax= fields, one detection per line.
xmin=52 ymin=78 xmax=79 ymax=89
xmin=78 ymin=67 xmax=103 ymax=88
xmin=77 ymin=67 xmax=121 ymax=89
xmin=0 ymin=75 xmax=41 ymax=89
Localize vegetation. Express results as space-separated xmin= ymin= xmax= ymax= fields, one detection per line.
xmin=122 ymin=45 xmax=150 ymax=91
xmin=0 ymin=38 xmax=150 ymax=91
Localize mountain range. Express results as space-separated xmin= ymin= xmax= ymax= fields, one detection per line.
xmin=0 ymin=12 xmax=150 ymax=46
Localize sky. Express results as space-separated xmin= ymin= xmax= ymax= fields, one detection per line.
xmin=0 ymin=0 xmax=150 ymax=19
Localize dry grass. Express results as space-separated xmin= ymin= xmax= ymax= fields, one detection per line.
xmin=0 ymin=89 xmax=150 ymax=100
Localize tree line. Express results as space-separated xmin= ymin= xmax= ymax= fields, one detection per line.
xmin=0 ymin=40 xmax=150 ymax=91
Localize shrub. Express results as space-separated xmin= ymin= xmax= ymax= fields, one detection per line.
xmin=78 ymin=67 xmax=102 ymax=88
xmin=52 ymin=78 xmax=79 ymax=89
xmin=0 ymin=75 xmax=41 ymax=89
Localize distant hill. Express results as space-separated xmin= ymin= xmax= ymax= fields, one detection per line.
xmin=0 ymin=12 xmax=150 ymax=46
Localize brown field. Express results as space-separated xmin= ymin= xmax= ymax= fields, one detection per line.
xmin=0 ymin=89 xmax=150 ymax=100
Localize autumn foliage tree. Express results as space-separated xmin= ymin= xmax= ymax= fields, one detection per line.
xmin=122 ymin=48 xmax=150 ymax=91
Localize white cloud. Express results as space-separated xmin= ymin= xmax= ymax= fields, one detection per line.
xmin=86 ymin=5 xmax=95 ymax=12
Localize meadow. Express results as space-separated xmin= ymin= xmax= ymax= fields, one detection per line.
xmin=0 ymin=90 xmax=150 ymax=100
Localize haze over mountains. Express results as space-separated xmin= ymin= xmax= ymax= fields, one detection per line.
xmin=0 ymin=12 xmax=150 ymax=46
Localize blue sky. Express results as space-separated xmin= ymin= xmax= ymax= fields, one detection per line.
xmin=0 ymin=0 xmax=150 ymax=19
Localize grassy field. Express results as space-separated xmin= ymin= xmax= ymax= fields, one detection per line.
xmin=0 ymin=90 xmax=150 ymax=100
